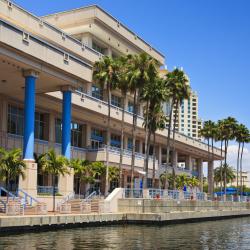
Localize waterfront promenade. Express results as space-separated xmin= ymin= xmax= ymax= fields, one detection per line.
xmin=1 ymin=199 xmax=250 ymax=232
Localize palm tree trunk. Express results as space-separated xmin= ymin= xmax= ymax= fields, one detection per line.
xmin=240 ymin=142 xmax=244 ymax=196
xmin=130 ymin=89 xmax=138 ymax=189
xmin=171 ymin=100 xmax=178 ymax=190
xmin=224 ymin=139 xmax=228 ymax=197
xmin=78 ymin=178 xmax=81 ymax=199
xmin=220 ymin=140 xmax=223 ymax=195
xmin=152 ymin=132 xmax=156 ymax=188
xmin=166 ymin=99 xmax=174 ymax=169
xmin=105 ymin=86 xmax=111 ymax=196
xmin=144 ymin=100 xmax=149 ymax=185
xmin=236 ymin=142 xmax=241 ymax=196
xmin=52 ymin=174 xmax=55 ymax=212
xmin=144 ymin=130 xmax=151 ymax=189
xmin=119 ymin=96 xmax=126 ymax=187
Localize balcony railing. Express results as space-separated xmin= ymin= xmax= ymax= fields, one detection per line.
xmin=37 ymin=186 xmax=59 ymax=195
xmin=0 ymin=131 xmax=86 ymax=159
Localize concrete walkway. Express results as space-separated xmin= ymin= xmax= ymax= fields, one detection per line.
xmin=1 ymin=209 xmax=250 ymax=233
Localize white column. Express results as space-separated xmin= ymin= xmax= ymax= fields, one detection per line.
xmin=208 ymin=160 xmax=214 ymax=197
xmin=158 ymin=145 xmax=162 ymax=166
xmin=85 ymin=124 xmax=91 ymax=148
xmin=185 ymin=155 xmax=192 ymax=171
xmin=124 ymin=135 xmax=128 ymax=150
xmin=0 ymin=96 xmax=7 ymax=133
xmin=197 ymin=159 xmax=203 ymax=192
xmin=49 ymin=113 xmax=55 ymax=142
xmin=85 ymin=82 xmax=92 ymax=95
xmin=172 ymin=150 xmax=178 ymax=167
xmin=139 ymin=140 xmax=143 ymax=154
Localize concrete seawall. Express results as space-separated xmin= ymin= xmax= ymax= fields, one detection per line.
xmin=1 ymin=209 xmax=250 ymax=233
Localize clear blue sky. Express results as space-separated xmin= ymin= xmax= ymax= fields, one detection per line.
xmin=14 ymin=0 xmax=250 ymax=128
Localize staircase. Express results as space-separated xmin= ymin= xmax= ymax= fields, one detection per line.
xmin=58 ymin=191 xmax=105 ymax=214
xmin=0 ymin=187 xmax=47 ymax=215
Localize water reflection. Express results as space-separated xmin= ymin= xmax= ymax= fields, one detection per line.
xmin=0 ymin=217 xmax=250 ymax=249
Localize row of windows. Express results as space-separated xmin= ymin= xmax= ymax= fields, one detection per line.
xmin=8 ymin=105 xmax=84 ymax=148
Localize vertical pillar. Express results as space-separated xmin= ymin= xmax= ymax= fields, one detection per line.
xmin=19 ymin=70 xmax=39 ymax=197
xmin=86 ymin=82 xmax=92 ymax=95
xmin=124 ymin=136 xmax=128 ymax=150
xmin=139 ymin=140 xmax=143 ymax=154
xmin=197 ymin=159 xmax=203 ymax=192
xmin=185 ymin=155 xmax=192 ymax=171
xmin=208 ymin=161 xmax=214 ymax=198
xmin=0 ymin=96 xmax=7 ymax=133
xmin=23 ymin=71 xmax=38 ymax=160
xmin=59 ymin=86 xmax=73 ymax=195
xmin=158 ymin=145 xmax=162 ymax=166
xmin=85 ymin=124 xmax=91 ymax=148
xmin=61 ymin=89 xmax=72 ymax=159
xmin=49 ymin=113 xmax=55 ymax=142
xmin=172 ymin=150 xmax=178 ymax=167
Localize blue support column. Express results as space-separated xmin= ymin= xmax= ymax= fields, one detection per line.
xmin=23 ymin=74 xmax=37 ymax=160
xmin=62 ymin=90 xmax=72 ymax=159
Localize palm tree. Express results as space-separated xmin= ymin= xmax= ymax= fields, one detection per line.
xmin=200 ymin=120 xmax=217 ymax=197
xmin=176 ymin=173 xmax=189 ymax=190
xmin=34 ymin=152 xmax=47 ymax=186
xmin=42 ymin=149 xmax=70 ymax=212
xmin=234 ymin=123 xmax=247 ymax=195
xmin=89 ymin=161 xmax=106 ymax=193
xmin=216 ymin=120 xmax=225 ymax=195
xmin=239 ymin=128 xmax=250 ymax=195
xmin=0 ymin=148 xmax=26 ymax=192
xmin=93 ymin=56 xmax=120 ymax=196
xmin=117 ymin=56 xmax=130 ymax=188
xmin=126 ymin=53 xmax=158 ymax=189
xmin=108 ymin=166 xmax=119 ymax=192
xmin=188 ymin=176 xmax=200 ymax=191
xmin=71 ymin=159 xmax=92 ymax=198
xmin=164 ymin=68 xmax=190 ymax=171
xmin=214 ymin=164 xmax=235 ymax=193
xmin=147 ymin=104 xmax=167 ymax=188
xmin=142 ymin=77 xmax=167 ymax=188
xmin=219 ymin=117 xmax=237 ymax=196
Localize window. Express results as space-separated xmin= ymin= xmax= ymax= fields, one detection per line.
xmin=128 ymin=138 xmax=133 ymax=150
xmin=111 ymin=134 xmax=121 ymax=148
xmin=55 ymin=119 xmax=84 ymax=147
xmin=127 ymin=101 xmax=134 ymax=113
xmin=35 ymin=112 xmax=46 ymax=140
xmin=8 ymin=105 xmax=24 ymax=136
xmin=91 ymin=128 xmax=104 ymax=149
xmin=55 ymin=118 xmax=62 ymax=143
xmin=8 ymin=105 xmax=47 ymax=140
xmin=92 ymin=41 xmax=106 ymax=54
xmin=92 ymin=85 xmax=103 ymax=100
xmin=111 ymin=95 xmax=121 ymax=108
xmin=71 ymin=122 xmax=83 ymax=148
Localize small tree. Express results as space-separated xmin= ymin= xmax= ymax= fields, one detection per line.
xmin=176 ymin=174 xmax=189 ymax=190
xmin=0 ymin=148 xmax=26 ymax=192
xmin=42 ymin=149 xmax=70 ymax=212
xmin=71 ymin=159 xmax=93 ymax=198
xmin=108 ymin=166 xmax=119 ymax=192
xmin=188 ymin=176 xmax=200 ymax=191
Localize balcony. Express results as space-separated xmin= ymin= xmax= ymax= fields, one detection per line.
xmin=87 ymin=146 xmax=158 ymax=170
xmin=0 ymin=131 xmax=86 ymax=160
xmin=157 ymin=164 xmax=193 ymax=177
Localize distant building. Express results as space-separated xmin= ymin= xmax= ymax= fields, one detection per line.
xmin=229 ymin=169 xmax=250 ymax=188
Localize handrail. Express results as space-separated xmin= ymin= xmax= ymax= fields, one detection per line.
xmin=0 ymin=199 xmax=6 ymax=212
xmin=0 ymin=186 xmax=17 ymax=200
xmin=16 ymin=188 xmax=40 ymax=208
xmin=85 ymin=191 xmax=97 ymax=201
xmin=57 ymin=191 xmax=75 ymax=209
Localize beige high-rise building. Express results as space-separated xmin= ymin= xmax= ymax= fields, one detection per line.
xmin=175 ymin=91 xmax=202 ymax=140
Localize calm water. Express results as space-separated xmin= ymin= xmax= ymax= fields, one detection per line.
xmin=0 ymin=218 xmax=250 ymax=250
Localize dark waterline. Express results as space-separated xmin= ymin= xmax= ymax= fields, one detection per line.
xmin=0 ymin=218 xmax=250 ymax=249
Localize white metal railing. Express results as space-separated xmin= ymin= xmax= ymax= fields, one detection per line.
xmin=57 ymin=191 xmax=75 ymax=211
